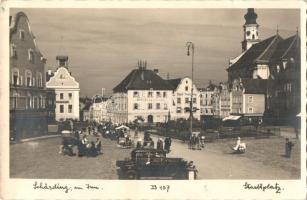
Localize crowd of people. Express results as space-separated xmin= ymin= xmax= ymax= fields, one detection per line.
xmin=135 ymin=131 xmax=172 ymax=153
xmin=188 ymin=134 xmax=205 ymax=150
xmin=59 ymin=125 xmax=102 ymax=157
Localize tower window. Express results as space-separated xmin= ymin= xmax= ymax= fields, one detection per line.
xmin=246 ymin=31 xmax=251 ymax=36
xmin=252 ymin=34 xmax=255 ymax=39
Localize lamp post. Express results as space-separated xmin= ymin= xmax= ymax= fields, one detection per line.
xmin=186 ymin=41 xmax=195 ymax=136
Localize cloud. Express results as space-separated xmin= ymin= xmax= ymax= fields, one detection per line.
xmin=10 ymin=8 xmax=300 ymax=96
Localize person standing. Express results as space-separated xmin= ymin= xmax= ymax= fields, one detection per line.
xmin=157 ymin=138 xmax=164 ymax=150
xmin=285 ymin=138 xmax=294 ymax=158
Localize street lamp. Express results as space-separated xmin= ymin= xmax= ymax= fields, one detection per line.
xmin=186 ymin=41 xmax=195 ymax=137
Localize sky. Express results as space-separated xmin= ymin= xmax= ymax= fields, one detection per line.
xmin=11 ymin=8 xmax=300 ymax=97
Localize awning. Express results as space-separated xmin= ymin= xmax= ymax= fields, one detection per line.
xmin=222 ymin=115 xmax=241 ymax=121
xmin=115 ymin=125 xmax=130 ymax=130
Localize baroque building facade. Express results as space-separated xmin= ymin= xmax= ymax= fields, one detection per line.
xmin=9 ymin=12 xmax=55 ymax=141
xmin=167 ymin=77 xmax=201 ymax=121
xmin=46 ymin=56 xmax=80 ymax=121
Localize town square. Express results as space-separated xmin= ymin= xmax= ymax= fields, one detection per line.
xmin=9 ymin=8 xmax=301 ymax=180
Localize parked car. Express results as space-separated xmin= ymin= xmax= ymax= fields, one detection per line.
xmin=116 ymin=148 xmax=197 ymax=180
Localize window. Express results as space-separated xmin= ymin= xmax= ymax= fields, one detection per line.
xmin=148 ymin=92 xmax=153 ymax=97
xmin=68 ymin=93 xmax=72 ymax=100
xmin=12 ymin=70 xmax=19 ymax=85
xmin=252 ymin=34 xmax=255 ymax=39
xmin=28 ymin=49 xmax=34 ymax=63
xmin=148 ymin=103 xmax=152 ymax=109
xmin=246 ymin=31 xmax=250 ymax=36
xmin=25 ymin=70 xmax=32 ymax=86
xmin=156 ymin=91 xmax=161 ymax=97
xmin=68 ymin=105 xmax=72 ymax=113
xmin=60 ymin=105 xmax=64 ymax=113
xmin=185 ymin=86 xmax=188 ymax=91
xmin=193 ymin=98 xmax=196 ymax=103
xmin=185 ymin=97 xmax=189 ymax=104
xmin=60 ymin=93 xmax=64 ymax=100
xmin=177 ymin=98 xmax=181 ymax=104
xmin=248 ymin=107 xmax=253 ymax=113
xmin=19 ymin=30 xmax=25 ymax=40
xmin=163 ymin=92 xmax=166 ymax=98
xmin=134 ymin=103 xmax=139 ymax=110
xmin=248 ymin=96 xmax=253 ymax=103
xmin=164 ymin=103 xmax=168 ymax=110
xmin=176 ymin=107 xmax=182 ymax=113
xmin=133 ymin=91 xmax=139 ymax=97
xmin=10 ymin=44 xmax=17 ymax=58
xmin=156 ymin=103 xmax=160 ymax=109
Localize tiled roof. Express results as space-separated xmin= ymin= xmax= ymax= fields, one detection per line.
xmin=165 ymin=78 xmax=181 ymax=91
xmin=113 ymin=68 xmax=173 ymax=92
xmin=228 ymin=34 xmax=283 ymax=71
xmin=271 ymin=34 xmax=300 ymax=61
xmin=241 ymin=78 xmax=267 ymax=94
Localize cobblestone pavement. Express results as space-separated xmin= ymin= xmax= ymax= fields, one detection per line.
xmin=10 ymin=134 xmax=132 ymax=179
xmin=10 ymin=131 xmax=300 ymax=179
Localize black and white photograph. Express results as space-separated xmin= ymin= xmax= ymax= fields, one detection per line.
xmin=1 ymin=1 xmax=306 ymax=199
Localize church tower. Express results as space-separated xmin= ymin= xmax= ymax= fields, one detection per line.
xmin=241 ymin=8 xmax=260 ymax=52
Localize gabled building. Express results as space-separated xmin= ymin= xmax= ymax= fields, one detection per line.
xmin=9 ymin=12 xmax=55 ymax=141
xmin=166 ymin=77 xmax=201 ymax=120
xmin=112 ymin=62 xmax=173 ymax=124
xmin=231 ymin=78 xmax=267 ymax=123
xmin=46 ymin=56 xmax=80 ymax=121
xmin=199 ymin=83 xmax=216 ymax=117
xmin=267 ymin=33 xmax=301 ymax=123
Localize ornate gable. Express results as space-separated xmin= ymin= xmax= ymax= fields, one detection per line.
xmin=46 ymin=67 xmax=79 ymax=89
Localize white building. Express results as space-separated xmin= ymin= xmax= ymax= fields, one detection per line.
xmin=167 ymin=77 xmax=200 ymax=120
xmin=46 ymin=56 xmax=80 ymax=121
xmin=89 ymin=96 xmax=109 ymax=122
xmin=111 ymin=63 xmax=173 ymax=124
xmin=199 ymin=83 xmax=216 ymax=117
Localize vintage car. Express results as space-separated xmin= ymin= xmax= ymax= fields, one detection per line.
xmin=116 ymin=148 xmax=197 ymax=180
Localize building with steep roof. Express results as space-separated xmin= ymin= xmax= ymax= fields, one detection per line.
xmin=9 ymin=12 xmax=55 ymax=141
xmin=166 ymin=77 xmax=201 ymax=120
xmin=111 ymin=62 xmax=173 ymax=124
xmin=46 ymin=56 xmax=80 ymax=121
xmin=227 ymin=8 xmax=300 ymax=124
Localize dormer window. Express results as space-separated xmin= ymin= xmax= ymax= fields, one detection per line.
xmin=19 ymin=30 xmax=25 ymax=40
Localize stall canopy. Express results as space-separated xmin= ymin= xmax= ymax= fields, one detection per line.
xmin=222 ymin=115 xmax=241 ymax=121
xmin=115 ymin=125 xmax=130 ymax=130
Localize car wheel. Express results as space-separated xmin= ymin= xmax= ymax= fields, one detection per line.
xmin=126 ymin=170 xmax=138 ymax=179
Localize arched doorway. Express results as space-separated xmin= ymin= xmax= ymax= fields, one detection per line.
xmin=147 ymin=115 xmax=153 ymax=123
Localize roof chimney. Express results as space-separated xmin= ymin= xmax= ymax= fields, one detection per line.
xmin=153 ymin=69 xmax=159 ymax=74
xmin=56 ymin=55 xmax=68 ymax=68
